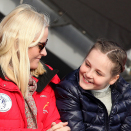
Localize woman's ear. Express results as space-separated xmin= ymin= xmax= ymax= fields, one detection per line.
xmin=109 ymin=75 xmax=119 ymax=85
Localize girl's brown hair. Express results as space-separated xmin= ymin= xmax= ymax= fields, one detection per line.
xmin=87 ymin=39 xmax=127 ymax=77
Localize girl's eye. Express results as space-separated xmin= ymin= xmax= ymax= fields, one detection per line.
xmin=96 ymin=71 xmax=102 ymax=76
xmin=85 ymin=62 xmax=90 ymax=67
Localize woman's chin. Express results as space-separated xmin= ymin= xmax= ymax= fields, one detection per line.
xmin=30 ymin=64 xmax=38 ymax=70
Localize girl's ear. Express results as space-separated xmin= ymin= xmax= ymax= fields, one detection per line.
xmin=109 ymin=75 xmax=119 ymax=85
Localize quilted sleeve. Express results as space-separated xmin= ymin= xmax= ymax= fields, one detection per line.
xmin=55 ymin=80 xmax=85 ymax=131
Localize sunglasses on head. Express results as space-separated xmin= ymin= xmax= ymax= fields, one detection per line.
xmin=37 ymin=39 xmax=48 ymax=52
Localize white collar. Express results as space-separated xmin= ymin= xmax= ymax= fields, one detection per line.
xmin=91 ymin=85 xmax=110 ymax=98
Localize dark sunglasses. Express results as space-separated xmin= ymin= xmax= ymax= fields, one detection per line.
xmin=37 ymin=39 xmax=48 ymax=52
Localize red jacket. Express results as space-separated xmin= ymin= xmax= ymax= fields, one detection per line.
xmin=0 ymin=65 xmax=61 ymax=131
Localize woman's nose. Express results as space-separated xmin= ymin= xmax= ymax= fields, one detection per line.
xmin=40 ymin=47 xmax=47 ymax=56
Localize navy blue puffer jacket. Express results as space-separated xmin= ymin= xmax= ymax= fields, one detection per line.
xmin=55 ymin=68 xmax=131 ymax=131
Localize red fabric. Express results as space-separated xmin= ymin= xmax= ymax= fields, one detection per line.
xmin=0 ymin=73 xmax=61 ymax=131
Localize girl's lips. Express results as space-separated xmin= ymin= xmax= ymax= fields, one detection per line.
xmin=83 ymin=76 xmax=94 ymax=84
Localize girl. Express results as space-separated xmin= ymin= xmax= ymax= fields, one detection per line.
xmin=55 ymin=39 xmax=131 ymax=131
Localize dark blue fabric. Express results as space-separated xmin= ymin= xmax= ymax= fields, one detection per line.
xmin=55 ymin=68 xmax=131 ymax=131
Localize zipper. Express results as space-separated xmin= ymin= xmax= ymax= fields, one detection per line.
xmin=108 ymin=88 xmax=120 ymax=130
xmin=83 ymin=91 xmax=109 ymax=131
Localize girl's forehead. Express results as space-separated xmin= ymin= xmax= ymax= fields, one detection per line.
xmin=86 ymin=49 xmax=115 ymax=72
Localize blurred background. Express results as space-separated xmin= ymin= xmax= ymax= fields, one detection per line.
xmin=0 ymin=0 xmax=131 ymax=83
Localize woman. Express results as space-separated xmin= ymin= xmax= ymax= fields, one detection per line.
xmin=55 ymin=39 xmax=131 ymax=131
xmin=0 ymin=4 xmax=70 ymax=131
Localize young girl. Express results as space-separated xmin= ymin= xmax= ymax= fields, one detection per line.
xmin=55 ymin=39 xmax=131 ymax=131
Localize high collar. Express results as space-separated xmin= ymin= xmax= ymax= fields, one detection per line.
xmin=36 ymin=64 xmax=59 ymax=92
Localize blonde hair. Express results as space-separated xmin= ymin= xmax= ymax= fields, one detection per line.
xmin=0 ymin=4 xmax=49 ymax=98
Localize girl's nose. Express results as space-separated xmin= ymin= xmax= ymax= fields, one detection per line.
xmin=86 ymin=69 xmax=93 ymax=78
xmin=40 ymin=47 xmax=47 ymax=56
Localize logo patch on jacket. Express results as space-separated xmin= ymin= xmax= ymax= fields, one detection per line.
xmin=0 ymin=93 xmax=12 ymax=112
xmin=43 ymin=102 xmax=49 ymax=113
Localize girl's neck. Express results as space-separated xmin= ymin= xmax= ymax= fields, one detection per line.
xmin=91 ymin=85 xmax=110 ymax=98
